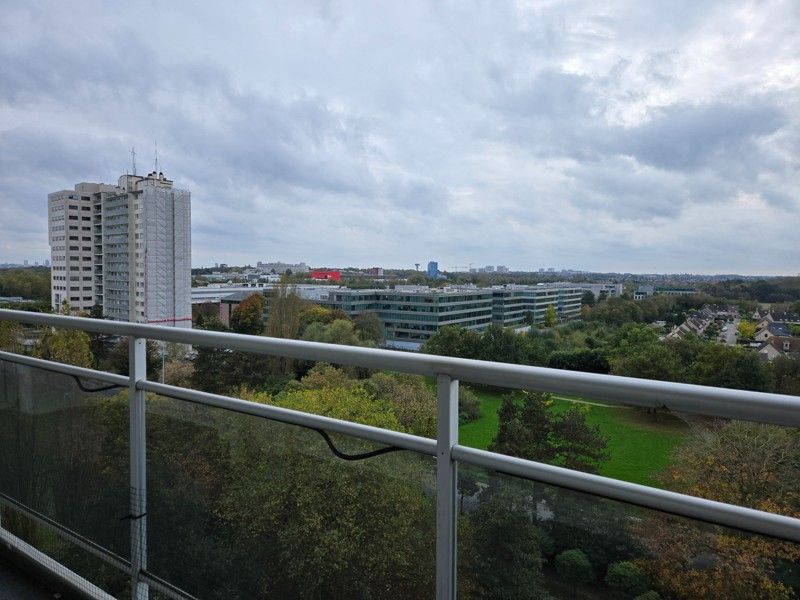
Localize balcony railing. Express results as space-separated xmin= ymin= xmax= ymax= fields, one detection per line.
xmin=0 ymin=307 xmax=799 ymax=599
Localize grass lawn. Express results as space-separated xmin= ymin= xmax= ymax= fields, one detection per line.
xmin=458 ymin=389 xmax=688 ymax=487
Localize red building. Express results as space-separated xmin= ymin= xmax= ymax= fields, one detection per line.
xmin=310 ymin=269 xmax=341 ymax=281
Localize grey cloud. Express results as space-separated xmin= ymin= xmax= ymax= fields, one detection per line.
xmin=617 ymin=102 xmax=788 ymax=171
xmin=0 ymin=0 xmax=798 ymax=273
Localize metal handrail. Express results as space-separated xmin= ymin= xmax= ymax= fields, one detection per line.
xmin=2 ymin=309 xmax=799 ymax=425
xmin=2 ymin=308 xmax=800 ymax=600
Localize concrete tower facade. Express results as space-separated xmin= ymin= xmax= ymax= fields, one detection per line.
xmin=48 ymin=172 xmax=192 ymax=327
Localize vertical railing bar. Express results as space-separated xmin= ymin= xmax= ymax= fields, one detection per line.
xmin=436 ymin=374 xmax=458 ymax=600
xmin=129 ymin=336 xmax=149 ymax=600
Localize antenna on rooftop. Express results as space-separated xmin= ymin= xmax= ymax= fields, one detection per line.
xmin=130 ymin=147 xmax=137 ymax=175
xmin=154 ymin=140 xmax=158 ymax=174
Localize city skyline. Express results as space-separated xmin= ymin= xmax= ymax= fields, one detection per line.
xmin=1 ymin=2 xmax=798 ymax=275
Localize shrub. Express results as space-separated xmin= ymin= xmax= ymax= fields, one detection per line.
xmin=459 ymin=386 xmax=481 ymax=422
xmin=554 ymin=549 xmax=594 ymax=584
xmin=606 ymin=561 xmax=649 ymax=596
xmin=633 ymin=592 xmax=661 ymax=600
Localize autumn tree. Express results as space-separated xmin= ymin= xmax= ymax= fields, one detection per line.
xmin=638 ymin=422 xmax=800 ymax=599
xmin=737 ymin=319 xmax=757 ymax=340
xmin=229 ymin=293 xmax=266 ymax=335
xmin=38 ymin=328 xmax=94 ymax=368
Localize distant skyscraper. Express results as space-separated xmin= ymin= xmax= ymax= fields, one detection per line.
xmin=48 ymin=171 xmax=191 ymax=327
xmin=427 ymin=261 xmax=439 ymax=278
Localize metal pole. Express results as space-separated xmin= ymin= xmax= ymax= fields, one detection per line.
xmin=436 ymin=374 xmax=458 ymax=600
xmin=129 ymin=336 xmax=148 ymax=600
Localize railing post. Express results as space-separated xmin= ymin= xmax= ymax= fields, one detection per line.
xmin=436 ymin=374 xmax=458 ymax=600
xmin=129 ymin=336 xmax=148 ymax=600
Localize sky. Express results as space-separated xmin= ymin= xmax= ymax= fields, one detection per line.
xmin=0 ymin=1 xmax=798 ymax=275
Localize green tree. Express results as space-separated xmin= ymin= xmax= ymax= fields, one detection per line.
xmin=422 ymin=326 xmax=482 ymax=360
xmin=230 ymin=293 xmax=266 ymax=335
xmin=581 ymin=290 xmax=596 ymax=307
xmin=555 ymin=549 xmax=594 ymax=584
xmin=38 ymin=328 xmax=94 ymax=368
xmin=690 ymin=344 xmax=772 ymax=392
xmin=191 ymin=317 xmax=232 ymax=393
xmin=547 ymin=349 xmax=610 ymax=374
xmin=773 ymin=356 xmax=800 ymax=395
xmin=297 ymin=305 xmax=351 ymax=337
xmin=461 ymin=483 xmax=548 ymax=599
xmin=0 ymin=321 xmax=21 ymax=352
xmin=490 ymin=391 xmax=609 ymax=473
xmin=265 ymin=284 xmax=304 ymax=374
xmin=221 ymin=385 xmax=436 ymax=598
xmin=605 ymin=561 xmax=649 ymax=597
xmin=353 ymin=311 xmax=384 ymax=344
xmin=106 ymin=338 xmax=160 ymax=376
xmin=544 ymin=304 xmax=558 ymax=327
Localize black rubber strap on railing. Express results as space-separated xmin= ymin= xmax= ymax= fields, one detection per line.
xmin=313 ymin=428 xmax=402 ymax=461
xmin=70 ymin=374 xmax=125 ymax=393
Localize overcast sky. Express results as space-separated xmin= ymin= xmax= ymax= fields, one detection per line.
xmin=1 ymin=1 xmax=798 ymax=274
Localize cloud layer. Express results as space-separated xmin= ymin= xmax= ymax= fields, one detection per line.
xmin=1 ymin=0 xmax=798 ymax=274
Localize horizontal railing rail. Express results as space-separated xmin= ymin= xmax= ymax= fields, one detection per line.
xmin=1 ymin=308 xmax=799 ymax=600
xmin=2 ymin=309 xmax=799 ymax=425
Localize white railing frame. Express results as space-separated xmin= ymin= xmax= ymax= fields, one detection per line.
xmin=1 ymin=308 xmax=800 ymax=600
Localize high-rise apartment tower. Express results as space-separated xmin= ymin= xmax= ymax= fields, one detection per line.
xmin=48 ymin=172 xmax=191 ymax=327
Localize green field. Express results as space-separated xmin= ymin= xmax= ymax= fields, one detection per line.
xmin=459 ymin=390 xmax=688 ymax=487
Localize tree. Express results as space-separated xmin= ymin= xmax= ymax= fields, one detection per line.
xmin=230 ymin=293 xmax=266 ymax=335
xmin=0 ymin=321 xmax=21 ymax=352
xmin=301 ymin=319 xmax=374 ymax=348
xmin=461 ymin=483 xmax=548 ymax=599
xmin=422 ymin=326 xmax=482 ymax=360
xmin=265 ymin=284 xmax=303 ymax=374
xmin=547 ymin=349 xmax=610 ymax=374
xmin=191 ymin=317 xmax=232 ymax=393
xmin=638 ymin=422 xmax=800 ymax=599
xmin=544 ymin=304 xmax=558 ymax=327
xmin=581 ymin=290 xmax=596 ymax=307
xmin=690 ymin=344 xmax=772 ymax=392
xmin=608 ymin=325 xmax=681 ymax=382
xmin=490 ymin=391 xmax=608 ymax=474
xmin=737 ymin=319 xmax=757 ymax=339
xmin=478 ymin=325 xmax=529 ymax=364
xmin=297 ymin=305 xmax=351 ymax=337
xmin=353 ymin=311 xmax=384 ymax=344
xmin=773 ymin=356 xmax=800 ymax=395
xmin=364 ymin=372 xmax=436 ymax=437
xmin=38 ymin=328 xmax=94 ymax=368
xmin=605 ymin=561 xmax=649 ymax=597
xmin=220 ymin=384 xmax=436 ymax=598
xmin=106 ymin=338 xmax=160 ymax=376
xmin=555 ymin=549 xmax=594 ymax=584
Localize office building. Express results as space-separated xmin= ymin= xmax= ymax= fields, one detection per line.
xmin=490 ymin=283 xmax=583 ymax=327
xmin=48 ymin=172 xmax=191 ymax=327
xmin=427 ymin=261 xmax=439 ymax=279
xmin=580 ymin=282 xmax=624 ymax=300
xmin=319 ymin=285 xmax=493 ymax=345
